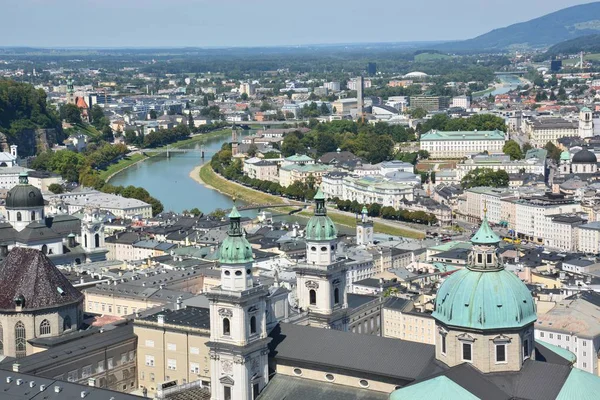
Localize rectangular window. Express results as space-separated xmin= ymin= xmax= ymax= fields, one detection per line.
xmin=441 ymin=334 xmax=447 ymax=354
xmin=523 ymin=339 xmax=530 ymax=360
xmin=224 ymin=386 xmax=232 ymax=400
xmin=67 ymin=370 xmax=78 ymax=382
xmin=81 ymin=366 xmax=92 ymax=379
xmin=167 ymin=359 xmax=177 ymax=370
xmin=145 ymin=355 xmax=155 ymax=367
xmin=462 ymin=343 xmax=472 ymax=361
xmin=190 ymin=347 xmax=200 ymax=355
xmin=167 ymin=343 xmax=176 ymax=351
xmin=107 ymin=358 xmax=114 ymax=370
xmin=557 ymin=334 xmax=561 ymax=340
xmin=145 ymin=340 xmax=155 ymax=348
xmin=190 ymin=363 xmax=200 ymax=374
xmin=566 ymin=336 xmax=569 ymax=342
xmin=486 ymin=254 xmax=492 ymax=264
xmin=583 ymin=341 xmax=587 ymax=347
xmin=540 ymin=332 xmax=544 ymax=338
xmin=477 ymin=254 xmax=482 ymax=263
xmin=549 ymin=333 xmax=553 ymax=339
xmin=150 ymin=373 xmax=155 ymax=382
xmin=97 ymin=361 xmax=104 ymax=373
xmin=253 ymin=383 xmax=260 ymax=399
xmin=496 ymin=344 xmax=506 ymax=363
xmin=129 ymin=350 xmax=135 ymax=361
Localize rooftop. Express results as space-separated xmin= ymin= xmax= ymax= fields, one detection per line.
xmin=421 ymin=129 xmax=505 ymax=141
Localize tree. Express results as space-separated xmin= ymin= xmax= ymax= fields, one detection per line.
xmin=189 ymin=207 xmax=202 ymax=216
xmin=60 ymin=103 xmax=82 ymax=124
xmin=188 ymin=113 xmax=194 ymax=129
xmin=410 ymin=107 xmax=427 ymax=119
xmin=247 ymin=144 xmax=258 ymax=157
xmin=320 ymin=103 xmax=330 ymax=115
xmin=461 ymin=168 xmax=509 ymax=189
xmin=90 ymin=104 xmax=105 ymax=127
xmin=522 ymin=143 xmax=533 ymax=153
xmin=149 ymin=110 xmax=158 ymax=119
xmin=503 ymin=140 xmax=524 ymax=160
xmin=240 ymin=92 xmax=249 ymax=101
xmin=544 ymin=142 xmax=562 ymax=162
xmin=48 ymin=183 xmax=64 ymax=194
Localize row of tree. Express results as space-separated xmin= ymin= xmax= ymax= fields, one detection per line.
xmin=418 ymin=114 xmax=507 ymax=134
xmin=332 ymin=198 xmax=438 ymax=225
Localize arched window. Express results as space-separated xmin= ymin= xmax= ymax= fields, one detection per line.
xmin=63 ymin=315 xmax=72 ymax=332
xmin=15 ymin=321 xmax=26 ymax=358
xmin=309 ymin=289 xmax=317 ymax=305
xmin=95 ymin=233 xmax=100 ymax=248
xmin=40 ymin=319 xmax=51 ymax=335
xmin=223 ymin=318 xmax=230 ymax=336
xmin=41 ymin=244 xmax=48 ymax=255
xmin=16 ymin=212 xmax=21 ymax=222
xmin=31 ymin=211 xmax=35 ymax=221
xmin=334 ymin=288 xmax=340 ymax=305
xmin=0 ymin=322 xmax=3 ymax=355
xmin=250 ymin=316 xmax=257 ymax=334
xmin=84 ymin=234 xmax=88 ymax=248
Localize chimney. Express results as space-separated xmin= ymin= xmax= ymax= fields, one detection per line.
xmin=157 ymin=314 xmax=165 ymax=325
xmin=176 ymin=296 xmax=183 ymax=310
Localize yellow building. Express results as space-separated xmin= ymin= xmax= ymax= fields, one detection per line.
xmin=382 ymin=297 xmax=436 ymax=345
xmin=134 ymin=307 xmax=211 ymax=396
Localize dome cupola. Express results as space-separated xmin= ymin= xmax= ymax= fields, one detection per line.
xmin=219 ymin=204 xmax=253 ymax=265
xmin=305 ymin=189 xmax=338 ymax=241
xmin=6 ymin=172 xmax=44 ymax=209
xmin=572 ymin=148 xmax=597 ymax=164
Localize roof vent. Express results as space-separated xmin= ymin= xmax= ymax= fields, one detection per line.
xmin=54 ymin=385 xmax=62 ymax=393
xmin=29 ymin=381 xmax=35 ymax=388
xmin=40 ymin=384 xmax=46 ymax=391
xmin=6 ymin=377 xmax=11 ymax=383
xmin=81 ymin=390 xmax=88 ymax=398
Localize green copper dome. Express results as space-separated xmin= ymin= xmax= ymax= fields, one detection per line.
xmin=305 ymin=189 xmax=338 ymax=241
xmin=6 ymin=173 xmax=44 ymax=209
xmin=432 ymin=267 xmax=536 ymax=330
xmin=471 ymin=215 xmax=500 ymax=245
xmin=219 ymin=205 xmax=253 ymax=264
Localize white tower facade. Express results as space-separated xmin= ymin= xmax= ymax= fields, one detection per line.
xmin=207 ymin=206 xmax=270 ymax=400
xmin=294 ymin=189 xmax=348 ymax=329
xmin=81 ymin=208 xmax=105 ymax=252
xmin=579 ymin=107 xmax=594 ymax=139
xmin=356 ymin=206 xmax=373 ymax=246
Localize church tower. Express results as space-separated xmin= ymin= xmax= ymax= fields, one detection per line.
xmin=207 ymin=205 xmax=270 ymax=400
xmin=231 ymin=125 xmax=239 ymax=157
xmin=579 ymin=107 xmax=593 ymax=139
xmin=356 ymin=206 xmax=373 ymax=246
xmin=432 ymin=205 xmax=536 ymax=373
xmin=66 ymin=78 xmax=75 ymax=105
xmin=294 ymin=189 xmax=347 ymax=329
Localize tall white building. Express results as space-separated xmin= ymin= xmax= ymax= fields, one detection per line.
xmin=420 ymin=130 xmax=506 ymax=159
xmin=579 ymin=107 xmax=594 ymax=139
xmin=207 ymin=206 xmax=270 ymax=400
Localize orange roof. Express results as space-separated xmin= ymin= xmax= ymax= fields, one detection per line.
xmin=75 ymin=96 xmax=89 ymax=109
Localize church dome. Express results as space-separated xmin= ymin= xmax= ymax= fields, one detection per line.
xmin=305 ymin=189 xmax=338 ymax=241
xmin=432 ymin=215 xmax=536 ymax=330
xmin=6 ymin=173 xmax=44 ymax=209
xmin=572 ymin=149 xmax=597 ymax=164
xmin=219 ymin=206 xmax=253 ymax=264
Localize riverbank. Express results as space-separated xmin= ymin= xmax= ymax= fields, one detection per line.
xmin=103 ymin=129 xmax=231 ymax=183
xmin=198 ymin=164 xmax=425 ymax=238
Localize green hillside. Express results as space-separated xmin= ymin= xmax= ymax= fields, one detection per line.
xmin=543 ymin=33 xmax=600 ymax=57
xmin=435 ymin=2 xmax=600 ymax=52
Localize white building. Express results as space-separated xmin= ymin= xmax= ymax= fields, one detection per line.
xmin=46 ymin=190 xmax=153 ymax=218
xmin=535 ymin=292 xmax=600 ymax=375
xmin=577 ymin=222 xmax=600 ymax=254
xmin=420 ymin=129 xmax=506 ymax=159
xmin=456 ymin=149 xmax=547 ymax=181
xmin=523 ymin=117 xmax=578 ymax=147
xmin=243 ymin=157 xmax=279 ymax=183
xmin=451 ymin=95 xmax=471 ymax=109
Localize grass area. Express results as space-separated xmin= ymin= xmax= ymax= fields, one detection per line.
xmin=199 ymin=163 xmax=290 ymax=207
xmin=414 ymin=52 xmax=451 ymax=62
xmin=65 ymin=123 xmax=102 ymax=138
xmin=298 ymin=210 xmax=424 ymax=239
xmin=564 ymin=53 xmax=600 ymax=65
xmin=100 ymin=153 xmax=147 ymax=181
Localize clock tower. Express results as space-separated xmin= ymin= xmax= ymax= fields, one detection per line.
xmin=356 ymin=206 xmax=373 ymax=246
xmin=207 ymin=205 xmax=270 ymax=400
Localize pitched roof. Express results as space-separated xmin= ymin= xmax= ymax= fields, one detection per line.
xmin=556 ymin=368 xmax=600 ymax=400
xmin=0 ymin=248 xmax=83 ymax=311
xmin=269 ymin=323 xmax=436 ymax=381
xmin=391 ymin=375 xmax=481 ymax=400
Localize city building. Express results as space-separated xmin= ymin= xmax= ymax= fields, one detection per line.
xmin=577 ymin=222 xmax=600 ymax=254
xmin=135 ymin=307 xmax=211 ymax=396
xmin=243 ymin=158 xmax=279 ymax=183
xmin=46 ymin=190 xmax=152 ymax=219
xmin=278 ymin=163 xmax=333 ymax=188
xmin=535 ymin=291 xmax=600 ymax=374
xmin=450 ymin=95 xmax=471 ymax=109
xmin=240 ymin=82 xmax=256 ymax=96
xmin=523 ymin=117 xmax=579 ymax=147
xmin=420 ymin=129 xmax=506 ymax=159
xmin=456 ymin=149 xmax=547 ymax=181
xmin=409 ymin=96 xmax=450 ymax=112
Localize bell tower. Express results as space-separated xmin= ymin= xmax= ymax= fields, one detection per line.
xmin=66 ymin=78 xmax=75 ymax=104
xmin=579 ymin=106 xmax=593 ymax=139
xmin=294 ymin=189 xmax=348 ymax=329
xmin=231 ymin=125 xmax=239 ymax=157
xmin=356 ymin=206 xmax=373 ymax=246
xmin=207 ymin=204 xmax=270 ymax=400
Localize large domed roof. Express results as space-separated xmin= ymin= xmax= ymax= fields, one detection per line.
xmin=6 ymin=173 xmax=44 ymax=209
xmin=572 ymin=148 xmax=597 ymax=164
xmin=219 ymin=205 xmax=253 ymax=264
xmin=305 ymin=189 xmax=337 ymax=241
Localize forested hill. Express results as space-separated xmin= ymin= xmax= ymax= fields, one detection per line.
xmin=542 ymin=34 xmax=600 ymax=57
xmin=0 ymin=79 xmax=61 ymax=150
xmin=435 ymin=2 xmax=600 ymax=51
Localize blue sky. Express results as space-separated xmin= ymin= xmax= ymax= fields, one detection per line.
xmin=0 ymin=0 xmax=593 ymax=47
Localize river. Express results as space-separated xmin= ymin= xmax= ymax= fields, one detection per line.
xmin=110 ymin=130 xmax=253 ymax=215
xmin=474 ymin=74 xmax=523 ymax=98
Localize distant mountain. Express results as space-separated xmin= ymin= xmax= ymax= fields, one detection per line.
xmin=435 ymin=2 xmax=600 ymax=52
xmin=543 ymin=33 xmax=600 ymax=57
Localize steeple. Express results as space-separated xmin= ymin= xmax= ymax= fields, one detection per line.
xmin=231 ymin=124 xmax=239 ymax=157
xmin=357 ymin=205 xmax=373 ymax=246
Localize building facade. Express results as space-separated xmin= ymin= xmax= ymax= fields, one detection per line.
xmin=420 ymin=130 xmax=506 ymax=159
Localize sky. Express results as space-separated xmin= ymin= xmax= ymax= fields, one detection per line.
xmin=0 ymin=0 xmax=595 ymax=48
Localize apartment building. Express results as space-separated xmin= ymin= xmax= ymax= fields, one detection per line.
xmin=278 ymin=163 xmax=333 ymax=188
xmin=409 ymin=96 xmax=450 ymax=112
xmin=578 ymin=222 xmax=600 ymax=254
xmin=456 ymin=149 xmax=547 ymax=181
xmin=523 ymin=118 xmax=578 ymax=147
xmin=243 ymin=157 xmax=279 ymax=183
xmin=534 ymin=292 xmax=600 ymax=375
xmin=134 ymin=307 xmax=211 ymax=396
xmin=420 ymin=130 xmax=506 ymax=159
xmin=382 ymin=297 xmax=436 ymax=345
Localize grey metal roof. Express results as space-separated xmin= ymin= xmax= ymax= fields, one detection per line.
xmin=257 ymin=374 xmax=388 ymax=400
xmin=0 ymin=368 xmax=142 ymax=399
xmin=140 ymin=306 xmax=210 ymax=329
xmin=486 ymin=360 xmax=571 ymax=400
xmin=269 ymin=323 xmax=436 ymax=381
